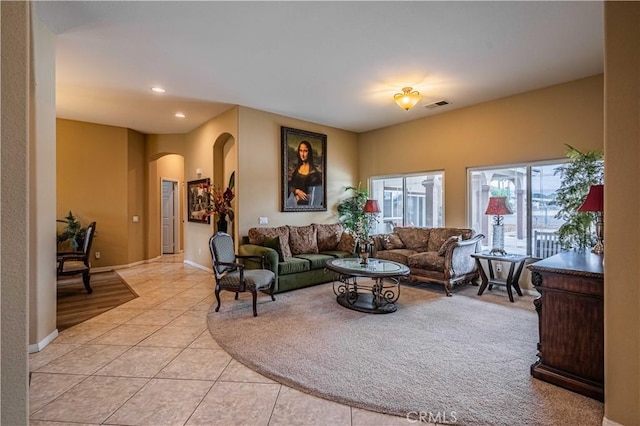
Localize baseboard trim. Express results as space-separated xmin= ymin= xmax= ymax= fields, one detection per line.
xmin=603 ymin=417 xmax=623 ymax=426
xmin=29 ymin=328 xmax=58 ymax=353
xmin=92 ymin=256 xmax=163 ymax=273
xmin=184 ymin=259 xmax=213 ymax=273
xmin=92 ymin=256 xmax=212 ymax=274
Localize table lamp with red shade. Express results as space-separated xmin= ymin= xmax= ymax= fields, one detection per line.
xmin=359 ymin=200 xmax=380 ymax=264
xmin=577 ymin=184 xmax=604 ymax=255
xmin=485 ymin=196 xmax=513 ymax=255
xmin=363 ymin=199 xmax=380 ymax=215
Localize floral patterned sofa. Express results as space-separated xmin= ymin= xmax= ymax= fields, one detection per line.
xmin=238 ymin=223 xmax=355 ymax=293
xmin=371 ymin=227 xmax=484 ymax=296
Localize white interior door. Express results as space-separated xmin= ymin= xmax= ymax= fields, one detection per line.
xmin=162 ymin=180 xmax=177 ymax=254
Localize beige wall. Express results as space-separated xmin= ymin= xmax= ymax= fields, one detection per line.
xmin=56 ymin=126 xmax=187 ymax=266
xmin=604 ymin=2 xmax=640 ymax=424
xmin=127 ymin=129 xmax=146 ymax=263
xmin=180 ymin=106 xmax=360 ymax=270
xmin=147 ymin=154 xmax=184 ymax=258
xmin=145 ymin=133 xmax=186 ymax=259
xmin=236 ymin=107 xmax=360 ymax=236
xmin=182 ymin=107 xmax=238 ymax=267
xmin=359 ymin=75 xmax=604 ymax=228
xmin=30 ymin=5 xmax=57 ymax=351
xmin=56 ymin=119 xmax=143 ymax=268
xmin=1 ymin=1 xmax=30 ymax=422
xmin=146 ymin=133 xmax=186 ymax=160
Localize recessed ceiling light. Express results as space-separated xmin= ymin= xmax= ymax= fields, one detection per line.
xmin=151 ymin=87 xmax=166 ymax=93
xmin=175 ymin=112 xmax=186 ymax=118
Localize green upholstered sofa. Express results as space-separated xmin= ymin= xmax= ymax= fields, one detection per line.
xmin=371 ymin=227 xmax=484 ymax=296
xmin=238 ymin=223 xmax=355 ymax=293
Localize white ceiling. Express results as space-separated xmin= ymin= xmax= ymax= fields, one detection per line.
xmin=34 ymin=1 xmax=604 ymax=135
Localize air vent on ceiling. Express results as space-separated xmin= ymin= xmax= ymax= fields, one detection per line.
xmin=424 ymin=100 xmax=451 ymax=109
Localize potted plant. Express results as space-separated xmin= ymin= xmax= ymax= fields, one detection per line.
xmin=56 ymin=211 xmax=86 ymax=251
xmin=336 ymin=184 xmax=378 ymax=258
xmin=554 ymin=145 xmax=604 ymax=250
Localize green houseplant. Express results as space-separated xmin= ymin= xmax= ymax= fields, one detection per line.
xmin=336 ymin=184 xmax=378 ymax=256
xmin=56 ymin=211 xmax=86 ymax=251
xmin=336 ymin=184 xmax=369 ymax=237
xmin=554 ymin=145 xmax=604 ymax=250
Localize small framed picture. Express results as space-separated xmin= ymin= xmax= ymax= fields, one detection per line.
xmin=187 ymin=178 xmax=210 ymax=224
xmin=281 ymin=126 xmax=327 ymax=212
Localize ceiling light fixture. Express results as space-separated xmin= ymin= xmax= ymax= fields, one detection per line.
xmin=394 ymin=87 xmax=422 ymax=111
xmin=174 ymin=112 xmax=185 ymax=118
xmin=151 ymin=87 xmax=166 ymax=93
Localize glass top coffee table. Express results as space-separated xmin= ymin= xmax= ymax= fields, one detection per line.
xmin=325 ymin=258 xmax=410 ymax=314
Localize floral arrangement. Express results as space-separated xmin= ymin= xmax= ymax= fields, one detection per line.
xmin=202 ymin=172 xmax=235 ymax=221
xmin=203 ymin=185 xmax=234 ymax=221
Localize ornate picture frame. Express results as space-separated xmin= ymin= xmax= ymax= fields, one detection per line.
xmin=281 ymin=126 xmax=327 ymax=212
xmin=187 ymin=178 xmax=210 ymax=224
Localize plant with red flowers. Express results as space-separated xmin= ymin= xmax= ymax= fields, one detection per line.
xmin=203 ymin=172 xmax=235 ymax=221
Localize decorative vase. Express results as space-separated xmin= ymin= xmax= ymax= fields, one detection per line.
xmin=217 ymin=214 xmax=228 ymax=233
xmin=358 ymin=241 xmax=370 ymax=265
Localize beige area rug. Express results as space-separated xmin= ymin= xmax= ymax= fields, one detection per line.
xmin=207 ymin=281 xmax=603 ymax=425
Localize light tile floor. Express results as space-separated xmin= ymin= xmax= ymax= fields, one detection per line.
xmin=30 ymin=254 xmax=418 ymax=426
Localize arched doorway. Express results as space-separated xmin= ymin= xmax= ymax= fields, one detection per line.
xmin=148 ymin=153 xmax=185 ymax=259
xmin=212 ymin=133 xmax=237 ymax=237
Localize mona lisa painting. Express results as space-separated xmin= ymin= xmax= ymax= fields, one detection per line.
xmin=281 ymin=126 xmax=327 ymax=212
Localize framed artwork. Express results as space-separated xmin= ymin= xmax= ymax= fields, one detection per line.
xmin=281 ymin=126 xmax=327 ymax=212
xmin=187 ymin=178 xmax=210 ymax=224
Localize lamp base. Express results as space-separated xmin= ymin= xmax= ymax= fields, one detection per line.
xmin=592 ymin=241 xmax=604 ymax=255
xmin=489 ymin=248 xmax=507 ymax=256
xmin=490 ymin=224 xmax=506 ymax=256
xmin=592 ymin=218 xmax=604 ymax=255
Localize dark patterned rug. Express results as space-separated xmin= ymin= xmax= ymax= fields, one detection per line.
xmin=57 ymin=271 xmax=138 ymax=330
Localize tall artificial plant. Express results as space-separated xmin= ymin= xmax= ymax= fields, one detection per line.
xmin=554 ymin=145 xmax=604 ymax=250
xmin=336 ymin=183 xmax=370 ymax=243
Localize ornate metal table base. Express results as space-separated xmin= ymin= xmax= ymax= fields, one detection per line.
xmin=325 ymin=258 xmax=409 ymax=314
xmin=333 ymin=275 xmax=400 ymax=314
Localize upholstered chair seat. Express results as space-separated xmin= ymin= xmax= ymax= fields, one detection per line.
xmin=217 ymin=269 xmax=274 ymax=291
xmin=59 ymin=260 xmax=89 ymax=274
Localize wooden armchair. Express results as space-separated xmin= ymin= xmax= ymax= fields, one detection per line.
xmin=57 ymin=221 xmax=96 ymax=294
xmin=209 ymin=231 xmax=275 ymax=316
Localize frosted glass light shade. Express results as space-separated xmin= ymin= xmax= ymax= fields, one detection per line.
xmin=394 ymin=87 xmax=422 ymax=111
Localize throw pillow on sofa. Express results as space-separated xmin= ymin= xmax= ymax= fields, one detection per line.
xmin=437 ymin=235 xmax=461 ymax=256
xmin=337 ymin=232 xmax=356 ymax=253
xmin=264 ymin=236 xmax=285 ymax=262
xmin=314 ymin=223 xmax=343 ymax=252
xmin=382 ymin=233 xmax=405 ymax=250
xmin=288 ymin=225 xmax=319 ymax=255
xmin=395 ymin=227 xmax=431 ymax=252
xmin=248 ymin=226 xmax=292 ymax=259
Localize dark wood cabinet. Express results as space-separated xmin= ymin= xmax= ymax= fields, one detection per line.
xmin=527 ymin=250 xmax=604 ymax=401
